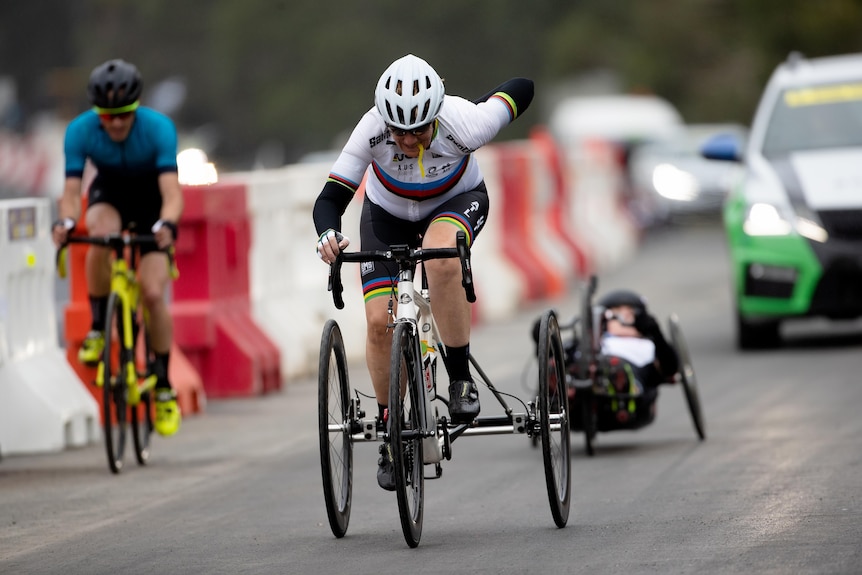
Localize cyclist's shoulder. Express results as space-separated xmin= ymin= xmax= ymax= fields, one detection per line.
xmin=65 ymin=110 xmax=100 ymax=135
xmin=134 ymin=106 xmax=178 ymax=132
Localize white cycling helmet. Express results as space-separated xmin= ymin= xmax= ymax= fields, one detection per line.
xmin=375 ymin=54 xmax=445 ymax=130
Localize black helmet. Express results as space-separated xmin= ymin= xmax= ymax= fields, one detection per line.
xmin=87 ymin=59 xmax=142 ymax=109
xmin=597 ymin=289 xmax=647 ymax=314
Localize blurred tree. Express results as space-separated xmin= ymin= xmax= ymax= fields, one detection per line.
xmin=3 ymin=0 xmax=862 ymax=168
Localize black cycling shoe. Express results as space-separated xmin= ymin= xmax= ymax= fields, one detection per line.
xmin=448 ymin=380 xmax=480 ymax=424
xmin=377 ymin=443 xmax=396 ymax=492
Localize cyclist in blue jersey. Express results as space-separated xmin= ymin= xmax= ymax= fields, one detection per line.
xmin=314 ymin=54 xmax=533 ymax=490
xmin=52 ymin=59 xmax=183 ymax=436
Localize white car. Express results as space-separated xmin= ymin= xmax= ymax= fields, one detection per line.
xmin=629 ymin=123 xmax=748 ymax=223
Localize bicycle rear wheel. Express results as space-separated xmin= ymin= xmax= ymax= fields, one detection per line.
xmin=130 ymin=318 xmax=153 ymax=465
xmin=131 ymin=389 xmax=154 ymax=465
xmin=537 ymin=310 xmax=571 ymax=527
xmin=318 ymin=319 xmax=353 ymax=538
xmin=102 ymin=291 xmax=128 ymax=474
xmin=389 ymin=322 xmax=424 ymax=548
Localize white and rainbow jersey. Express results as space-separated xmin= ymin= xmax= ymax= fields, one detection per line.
xmin=327 ymin=92 xmax=519 ymax=222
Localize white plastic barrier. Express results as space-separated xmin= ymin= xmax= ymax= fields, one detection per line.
xmin=235 ymin=164 xmax=366 ymax=379
xmin=0 ymin=198 xmax=99 ymax=455
xmin=564 ymin=139 xmax=638 ymax=273
xmin=469 ymin=147 xmax=526 ymax=322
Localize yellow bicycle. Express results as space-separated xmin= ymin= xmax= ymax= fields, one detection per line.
xmin=58 ymin=232 xmax=177 ymax=474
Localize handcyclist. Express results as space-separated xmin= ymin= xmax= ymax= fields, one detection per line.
xmin=314 ymin=54 xmax=533 ymax=491
xmin=51 ymin=58 xmax=183 ymax=436
xmin=533 ymin=288 xmax=678 ymax=425
xmin=587 ymin=289 xmax=679 ymax=425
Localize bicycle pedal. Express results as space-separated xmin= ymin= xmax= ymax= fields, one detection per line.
xmin=424 ymin=463 xmax=443 ymax=480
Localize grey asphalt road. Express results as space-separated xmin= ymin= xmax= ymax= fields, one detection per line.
xmin=2 ymin=220 xmax=861 ymax=575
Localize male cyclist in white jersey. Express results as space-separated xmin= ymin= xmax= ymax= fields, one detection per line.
xmin=314 ymin=54 xmax=533 ymax=490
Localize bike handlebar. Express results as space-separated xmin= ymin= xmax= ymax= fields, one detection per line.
xmin=328 ymin=230 xmax=475 ymax=310
xmin=56 ymin=233 xmax=172 ymax=279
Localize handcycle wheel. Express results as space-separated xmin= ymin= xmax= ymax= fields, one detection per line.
xmin=580 ymin=394 xmax=596 ymax=457
xmin=131 ymin=321 xmax=153 ymax=466
xmin=317 ymin=319 xmax=353 ymax=538
xmin=668 ymin=314 xmax=706 ymax=440
xmin=389 ymin=322 xmax=424 ymax=548
xmin=537 ymin=310 xmax=571 ymax=528
xmin=102 ymin=291 xmax=127 ymax=474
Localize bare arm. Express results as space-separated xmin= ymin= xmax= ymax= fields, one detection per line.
xmin=52 ymin=177 xmax=83 ymax=246
xmin=154 ymin=171 xmax=184 ymax=248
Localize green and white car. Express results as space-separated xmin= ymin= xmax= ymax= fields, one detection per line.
xmin=702 ymin=51 xmax=862 ymax=349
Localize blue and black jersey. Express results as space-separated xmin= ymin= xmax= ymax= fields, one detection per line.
xmin=64 ymin=106 xmax=178 ymax=180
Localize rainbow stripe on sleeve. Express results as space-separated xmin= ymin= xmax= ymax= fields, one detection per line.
xmin=491 ymin=92 xmax=518 ymax=120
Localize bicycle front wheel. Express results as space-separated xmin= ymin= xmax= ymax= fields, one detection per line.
xmin=537 ymin=310 xmax=571 ymax=527
xmin=389 ymin=322 xmax=425 ymax=548
xmin=102 ymin=291 xmax=128 ymax=474
xmin=318 ymin=319 xmax=353 ymax=538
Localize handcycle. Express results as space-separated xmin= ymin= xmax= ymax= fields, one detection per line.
xmin=535 ymin=275 xmax=705 ymax=456
xmin=318 ymin=231 xmax=570 ymax=548
xmin=57 ymin=230 xmax=177 ymax=474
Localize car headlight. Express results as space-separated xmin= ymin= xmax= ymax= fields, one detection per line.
xmin=795 ymin=216 xmax=828 ymax=243
xmin=652 ymin=163 xmax=699 ymax=201
xmin=742 ymin=202 xmax=830 ymax=242
xmin=743 ymin=202 xmax=793 ymax=236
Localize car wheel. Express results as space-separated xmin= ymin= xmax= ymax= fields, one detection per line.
xmin=737 ymin=312 xmax=781 ymax=350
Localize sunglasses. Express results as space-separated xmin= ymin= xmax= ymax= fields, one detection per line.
xmin=98 ymin=111 xmax=134 ymax=121
xmin=604 ymin=309 xmax=636 ymax=327
xmin=388 ymin=122 xmax=433 ymax=137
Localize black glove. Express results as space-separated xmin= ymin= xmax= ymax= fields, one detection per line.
xmin=635 ymin=312 xmax=679 ymax=376
xmin=634 ymin=311 xmax=660 ymax=338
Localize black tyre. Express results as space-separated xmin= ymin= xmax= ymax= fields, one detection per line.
xmin=102 ymin=291 xmax=127 ymax=474
xmin=669 ymin=314 xmax=706 ymax=440
xmin=737 ymin=312 xmax=781 ymax=350
xmin=131 ymin=320 xmax=153 ymax=466
xmin=130 ymin=390 xmax=153 ymax=465
xmin=581 ymin=395 xmax=596 ymax=457
xmin=389 ymin=322 xmax=424 ymax=548
xmin=318 ymin=319 xmax=353 ymax=538
xmin=537 ymin=310 xmax=571 ymax=528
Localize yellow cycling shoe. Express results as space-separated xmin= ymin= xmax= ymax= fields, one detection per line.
xmin=78 ymin=330 xmax=105 ymax=366
xmin=154 ymin=389 xmax=182 ymax=437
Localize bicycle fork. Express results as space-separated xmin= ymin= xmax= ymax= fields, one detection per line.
xmin=416 ymin=297 xmax=447 ymax=466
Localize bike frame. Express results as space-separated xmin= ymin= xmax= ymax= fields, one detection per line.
xmin=61 ymin=234 xmax=160 ymax=401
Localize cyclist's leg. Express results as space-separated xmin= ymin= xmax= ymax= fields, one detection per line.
xmin=132 ymin=180 xmax=180 ymax=436
xmin=421 ymin=186 xmax=489 ymax=422
xmin=79 ymin=179 xmax=122 ymax=364
xmin=139 ymin=251 xmax=172 ymax=365
xmin=139 ymin=251 xmax=181 ymax=436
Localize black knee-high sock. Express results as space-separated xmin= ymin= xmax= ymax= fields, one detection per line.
xmin=153 ymin=352 xmax=171 ymax=387
xmin=89 ymin=295 xmax=108 ymax=331
xmin=442 ymin=344 xmax=471 ymax=382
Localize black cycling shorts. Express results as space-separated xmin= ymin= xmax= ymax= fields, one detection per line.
xmin=358 ymin=183 xmax=489 ymax=302
xmin=87 ymin=172 xmax=163 ymax=255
